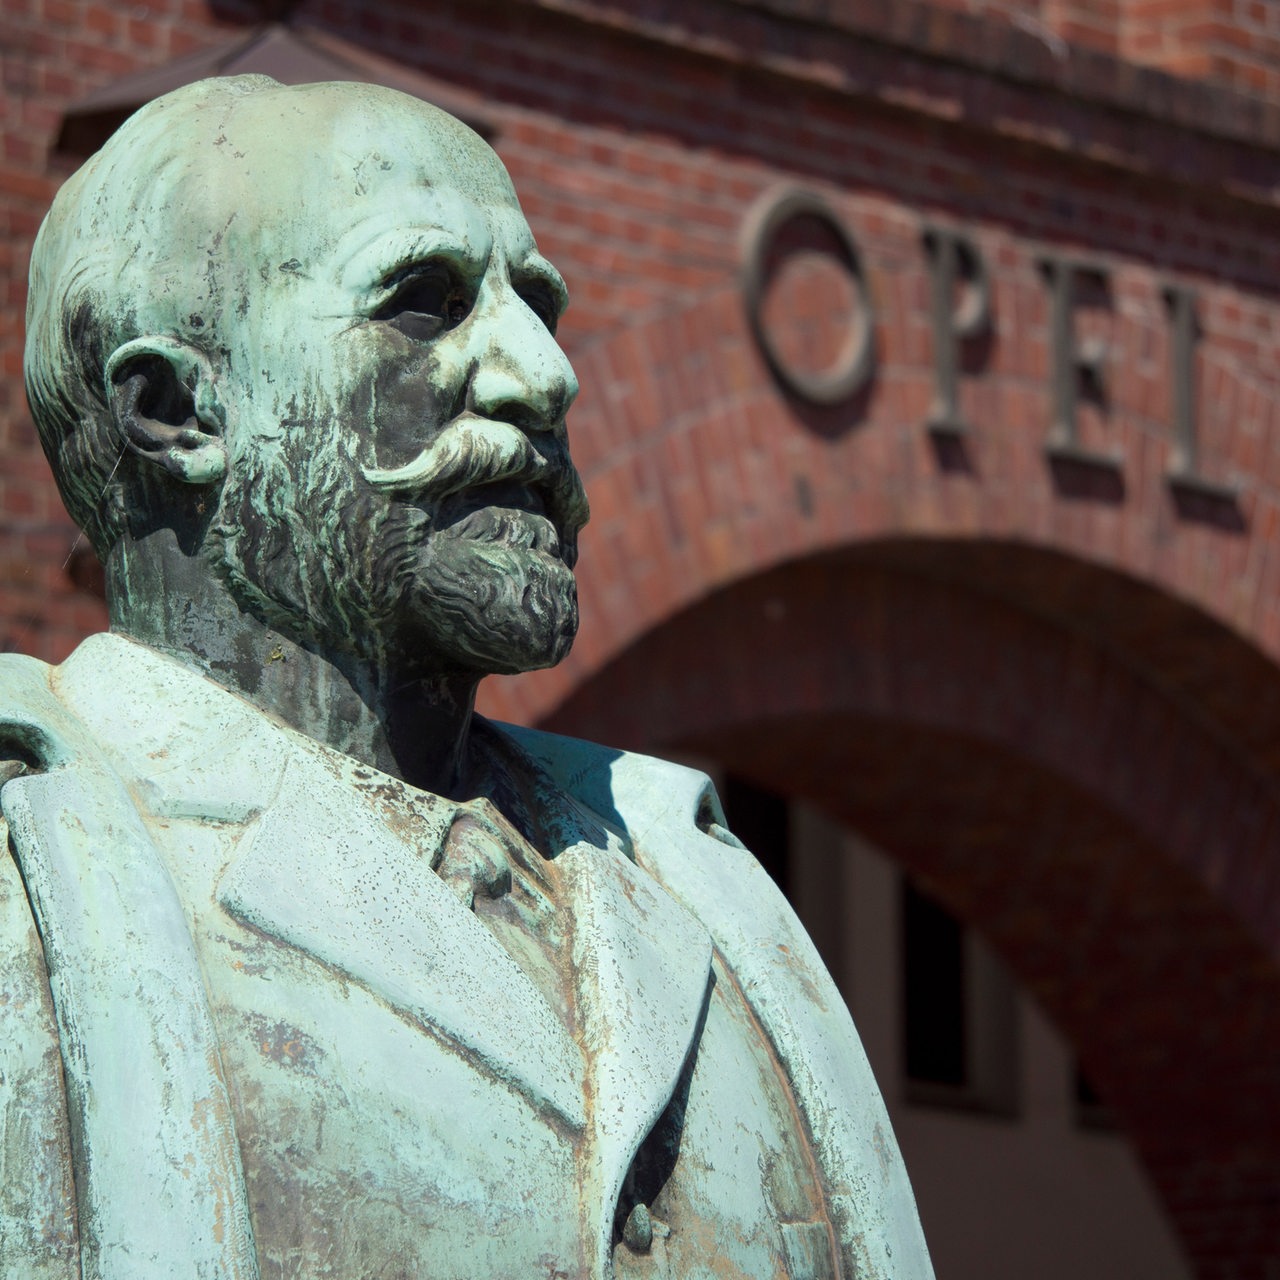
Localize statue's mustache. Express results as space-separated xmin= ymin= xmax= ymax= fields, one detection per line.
xmin=360 ymin=416 xmax=590 ymax=535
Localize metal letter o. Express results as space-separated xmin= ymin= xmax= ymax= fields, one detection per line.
xmin=740 ymin=186 xmax=876 ymax=407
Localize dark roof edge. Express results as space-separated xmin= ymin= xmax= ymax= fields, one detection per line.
xmin=504 ymin=0 xmax=1280 ymax=205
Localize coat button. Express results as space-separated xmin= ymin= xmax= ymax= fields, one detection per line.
xmin=622 ymin=1203 xmax=653 ymax=1254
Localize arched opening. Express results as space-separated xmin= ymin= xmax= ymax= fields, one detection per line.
xmin=525 ymin=542 xmax=1280 ymax=1280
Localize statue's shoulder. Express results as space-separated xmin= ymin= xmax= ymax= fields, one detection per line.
xmin=0 ymin=652 xmax=88 ymax=1275
xmin=0 ymin=650 xmax=81 ymax=773
xmin=494 ymin=721 xmax=793 ymax=962
xmin=0 ymin=637 xmax=132 ymax=774
xmin=491 ymin=721 xmax=722 ymax=836
xmin=497 ymin=721 xmax=934 ymax=1280
xmin=0 ymin=650 xmax=57 ymax=710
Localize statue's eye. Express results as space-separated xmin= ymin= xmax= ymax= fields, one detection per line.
xmin=516 ymin=282 xmax=561 ymax=334
xmin=374 ymin=267 xmax=471 ymax=339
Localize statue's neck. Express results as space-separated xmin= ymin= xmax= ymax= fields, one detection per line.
xmin=104 ymin=531 xmax=480 ymax=796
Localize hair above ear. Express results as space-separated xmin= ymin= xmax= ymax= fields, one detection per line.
xmin=105 ymin=336 xmax=227 ymax=486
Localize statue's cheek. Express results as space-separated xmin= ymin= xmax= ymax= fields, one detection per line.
xmin=347 ymin=331 xmax=459 ymax=460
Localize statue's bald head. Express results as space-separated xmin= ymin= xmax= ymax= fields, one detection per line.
xmin=24 ymin=75 xmax=513 ymax=556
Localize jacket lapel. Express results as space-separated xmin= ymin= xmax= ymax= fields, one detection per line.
xmin=486 ymin=729 xmax=713 ymax=1276
xmin=220 ymin=731 xmax=717 ymax=1234
xmin=217 ymin=740 xmax=588 ymax=1132
xmin=560 ymin=839 xmax=712 ymax=1277
xmin=56 ymin=636 xmax=588 ymax=1133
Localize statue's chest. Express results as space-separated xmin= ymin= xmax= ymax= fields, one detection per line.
xmin=203 ymin=935 xmax=834 ymax=1279
xmin=162 ymin=810 xmax=836 ymax=1279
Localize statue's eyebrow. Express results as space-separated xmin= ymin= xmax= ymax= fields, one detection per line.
xmin=512 ymin=254 xmax=569 ymax=316
xmin=340 ymin=227 xmax=487 ymax=295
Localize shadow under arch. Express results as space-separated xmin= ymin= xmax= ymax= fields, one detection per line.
xmin=536 ymin=540 xmax=1280 ymax=1280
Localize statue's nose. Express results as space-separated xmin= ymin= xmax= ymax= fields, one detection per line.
xmin=466 ymin=297 xmax=578 ymax=432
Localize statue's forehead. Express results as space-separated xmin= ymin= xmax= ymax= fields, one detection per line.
xmin=333 ymin=192 xmax=540 ymax=286
xmin=238 ymin=87 xmax=515 ymax=201
xmin=230 ymin=94 xmax=526 ymax=261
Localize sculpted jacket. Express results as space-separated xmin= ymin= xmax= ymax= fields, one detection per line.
xmin=0 ymin=633 xmax=932 ymax=1280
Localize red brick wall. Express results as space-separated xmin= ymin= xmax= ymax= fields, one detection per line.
xmin=726 ymin=0 xmax=1280 ymax=96
xmin=5 ymin=0 xmax=1280 ymax=1273
xmin=1124 ymin=0 xmax=1280 ymax=90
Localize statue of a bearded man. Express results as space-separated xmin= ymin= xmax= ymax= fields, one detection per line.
xmin=5 ymin=75 xmax=933 ymax=1280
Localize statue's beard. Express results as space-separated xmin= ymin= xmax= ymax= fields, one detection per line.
xmin=209 ymin=437 xmax=583 ymax=677
xmin=381 ymin=498 xmax=581 ymax=675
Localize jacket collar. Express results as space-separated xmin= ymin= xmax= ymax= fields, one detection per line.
xmin=55 ymin=634 xmax=712 ymax=1179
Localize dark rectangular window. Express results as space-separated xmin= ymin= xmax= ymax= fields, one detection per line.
xmin=1075 ymin=1065 xmax=1115 ymax=1130
xmin=902 ymin=879 xmax=967 ymax=1088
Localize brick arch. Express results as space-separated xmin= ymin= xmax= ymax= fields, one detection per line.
xmin=527 ymin=550 xmax=1280 ymax=1280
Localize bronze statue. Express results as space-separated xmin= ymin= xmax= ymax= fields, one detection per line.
xmin=6 ymin=75 xmax=932 ymax=1279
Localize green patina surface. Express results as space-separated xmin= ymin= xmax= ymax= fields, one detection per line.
xmin=3 ymin=77 xmax=934 ymax=1278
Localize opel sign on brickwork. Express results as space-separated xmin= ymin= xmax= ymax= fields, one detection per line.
xmin=742 ymin=185 xmax=1237 ymax=504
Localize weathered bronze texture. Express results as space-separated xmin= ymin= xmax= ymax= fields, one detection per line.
xmin=8 ymin=76 xmax=933 ymax=1279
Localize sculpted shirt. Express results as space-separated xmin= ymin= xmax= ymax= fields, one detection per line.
xmin=0 ymin=633 xmax=932 ymax=1280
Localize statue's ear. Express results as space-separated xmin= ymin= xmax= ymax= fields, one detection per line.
xmin=105 ymin=336 xmax=227 ymax=485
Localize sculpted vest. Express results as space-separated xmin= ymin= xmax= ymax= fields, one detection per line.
xmin=0 ymin=634 xmax=932 ymax=1280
